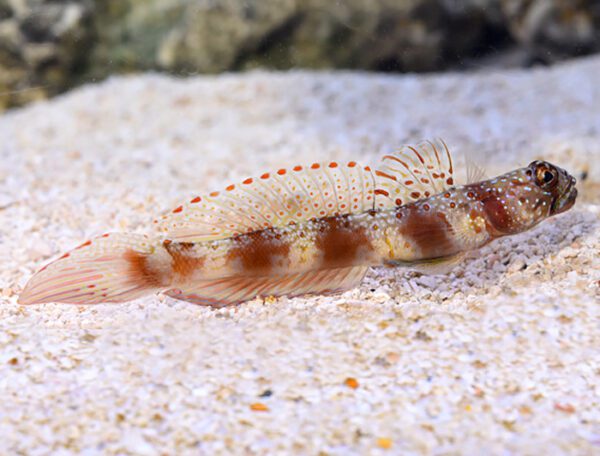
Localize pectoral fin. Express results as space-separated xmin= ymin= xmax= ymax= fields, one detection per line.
xmin=386 ymin=253 xmax=465 ymax=275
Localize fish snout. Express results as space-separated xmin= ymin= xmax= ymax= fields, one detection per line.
xmin=553 ymin=177 xmax=577 ymax=214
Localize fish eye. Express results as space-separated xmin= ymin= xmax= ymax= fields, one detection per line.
xmin=535 ymin=163 xmax=557 ymax=188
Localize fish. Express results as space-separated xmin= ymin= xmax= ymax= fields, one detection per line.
xmin=18 ymin=140 xmax=578 ymax=307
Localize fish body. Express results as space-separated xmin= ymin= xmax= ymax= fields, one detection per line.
xmin=19 ymin=142 xmax=577 ymax=307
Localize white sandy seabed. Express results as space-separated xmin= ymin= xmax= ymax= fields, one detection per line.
xmin=0 ymin=55 xmax=599 ymax=455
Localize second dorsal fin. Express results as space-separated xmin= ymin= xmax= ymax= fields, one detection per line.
xmin=155 ymin=161 xmax=376 ymax=242
xmin=374 ymin=139 xmax=455 ymax=209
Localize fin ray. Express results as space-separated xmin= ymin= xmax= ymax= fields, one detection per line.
xmin=466 ymin=156 xmax=488 ymax=184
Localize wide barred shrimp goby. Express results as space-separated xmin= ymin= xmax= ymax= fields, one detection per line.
xmin=19 ymin=140 xmax=578 ymax=307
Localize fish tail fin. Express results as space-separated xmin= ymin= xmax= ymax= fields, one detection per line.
xmin=18 ymin=233 xmax=172 ymax=305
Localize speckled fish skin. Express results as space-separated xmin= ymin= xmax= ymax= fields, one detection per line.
xmin=18 ymin=141 xmax=578 ymax=307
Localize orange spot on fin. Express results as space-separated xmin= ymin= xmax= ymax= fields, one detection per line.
xmin=375 ymin=170 xmax=397 ymax=181
xmin=76 ymin=240 xmax=92 ymax=249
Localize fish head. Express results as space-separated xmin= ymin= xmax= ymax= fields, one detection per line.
xmin=504 ymin=160 xmax=577 ymax=230
xmin=481 ymin=161 xmax=578 ymax=236
xmin=526 ymin=160 xmax=578 ymax=217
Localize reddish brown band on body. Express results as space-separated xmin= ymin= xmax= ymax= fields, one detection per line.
xmin=164 ymin=241 xmax=205 ymax=279
xmin=315 ymin=215 xmax=372 ymax=268
xmin=227 ymin=229 xmax=291 ymax=275
xmin=481 ymin=195 xmax=512 ymax=234
xmin=398 ymin=205 xmax=455 ymax=258
xmin=124 ymin=249 xmax=165 ymax=288
xmin=466 ymin=184 xmax=513 ymax=235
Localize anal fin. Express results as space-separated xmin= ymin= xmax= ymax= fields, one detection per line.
xmin=164 ymin=266 xmax=368 ymax=307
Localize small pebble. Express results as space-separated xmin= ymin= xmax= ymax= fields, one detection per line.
xmin=344 ymin=377 xmax=359 ymax=389
xmin=376 ymin=438 xmax=393 ymax=450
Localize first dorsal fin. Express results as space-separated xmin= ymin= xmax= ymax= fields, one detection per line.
xmin=156 ymin=161 xmax=376 ymax=242
xmin=374 ymin=139 xmax=455 ymax=209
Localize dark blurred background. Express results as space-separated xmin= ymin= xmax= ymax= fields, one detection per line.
xmin=1 ymin=0 xmax=599 ymax=109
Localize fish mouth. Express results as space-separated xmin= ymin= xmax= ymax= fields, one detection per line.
xmin=551 ymin=179 xmax=577 ymax=214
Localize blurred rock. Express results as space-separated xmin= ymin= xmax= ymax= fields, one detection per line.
xmin=501 ymin=0 xmax=600 ymax=63
xmin=1 ymin=0 xmax=600 ymax=109
xmin=91 ymin=0 xmax=496 ymax=74
xmin=0 ymin=0 xmax=95 ymax=109
xmin=91 ymin=0 xmax=298 ymax=74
